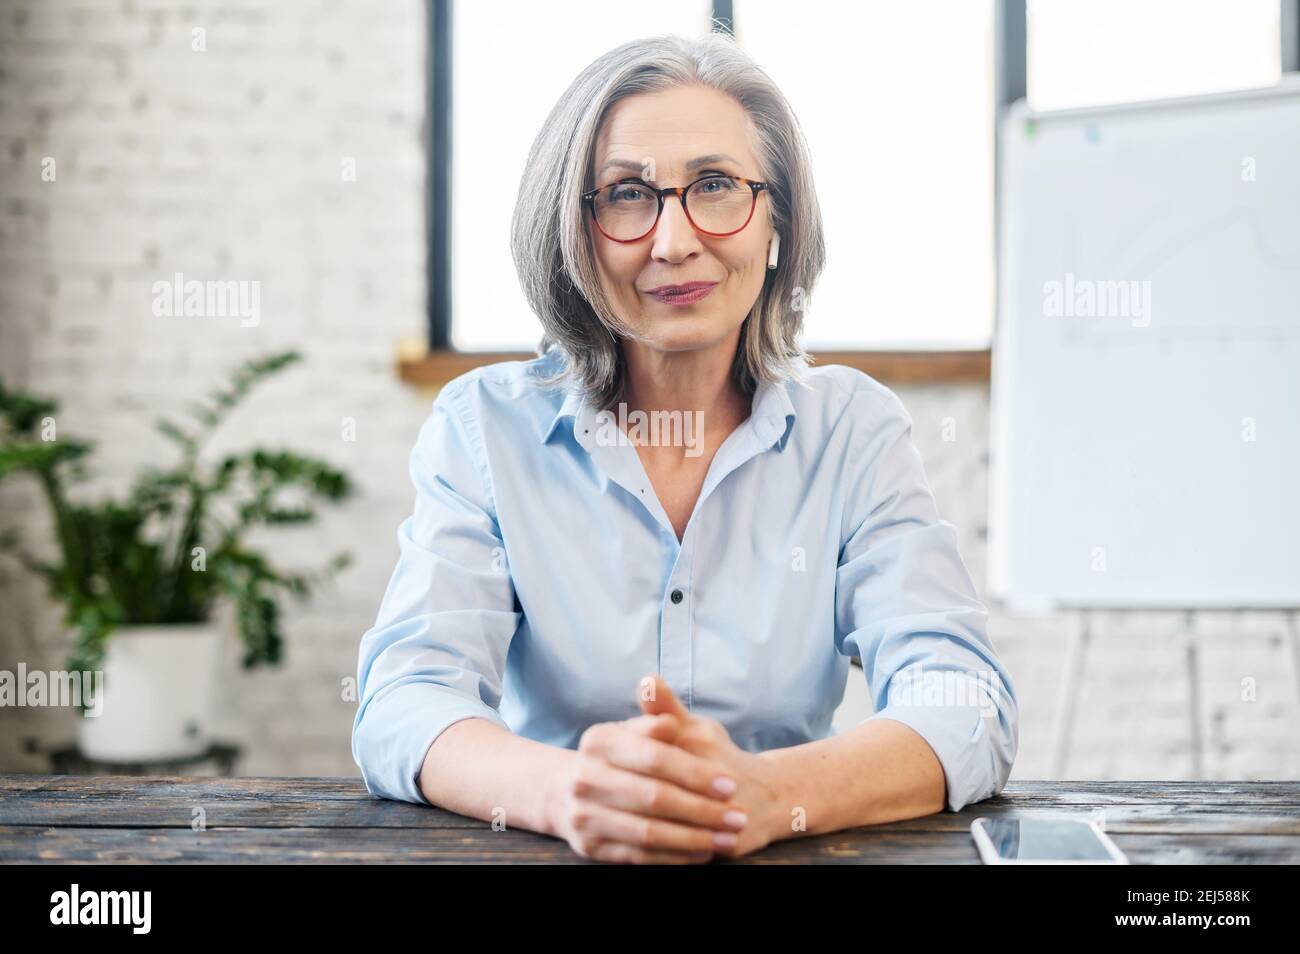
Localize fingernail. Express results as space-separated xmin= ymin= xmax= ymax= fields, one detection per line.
xmin=723 ymin=809 xmax=748 ymax=829
xmin=712 ymin=831 xmax=738 ymax=850
xmin=712 ymin=776 xmax=737 ymax=797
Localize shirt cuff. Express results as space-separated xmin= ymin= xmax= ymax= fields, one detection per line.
xmin=862 ymin=674 xmax=1016 ymax=813
xmin=353 ymin=681 xmax=510 ymax=806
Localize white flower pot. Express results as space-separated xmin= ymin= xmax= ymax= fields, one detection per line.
xmin=76 ymin=622 xmax=222 ymax=763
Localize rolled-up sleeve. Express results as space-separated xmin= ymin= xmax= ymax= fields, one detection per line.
xmin=834 ymin=388 xmax=1019 ymax=813
xmin=351 ymin=380 xmax=520 ymax=804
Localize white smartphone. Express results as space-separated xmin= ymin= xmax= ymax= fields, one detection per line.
xmin=971 ymin=815 xmax=1129 ymax=864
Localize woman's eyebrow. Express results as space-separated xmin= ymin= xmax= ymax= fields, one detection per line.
xmin=596 ymin=153 xmax=740 ymax=178
xmin=685 ymin=153 xmax=739 ymax=171
xmin=597 ymin=158 xmax=647 ymax=177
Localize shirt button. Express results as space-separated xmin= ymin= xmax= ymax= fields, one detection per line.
xmin=670 ymin=589 xmax=684 ymax=604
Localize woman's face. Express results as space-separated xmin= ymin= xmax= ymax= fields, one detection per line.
xmin=587 ymin=84 xmax=773 ymax=355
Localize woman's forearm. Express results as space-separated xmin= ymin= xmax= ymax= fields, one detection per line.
xmin=418 ymin=717 xmax=573 ymax=837
xmin=757 ymin=717 xmax=947 ymax=840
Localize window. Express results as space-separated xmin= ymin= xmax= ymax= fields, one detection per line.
xmin=1027 ymin=0 xmax=1283 ymax=112
xmin=734 ymin=0 xmax=996 ymax=349
xmin=450 ymin=0 xmax=712 ymax=352
xmin=446 ymin=0 xmax=995 ymax=353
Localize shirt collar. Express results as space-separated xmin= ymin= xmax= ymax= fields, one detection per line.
xmin=540 ymin=375 xmax=797 ymax=452
xmin=540 ymin=385 xmax=587 ymax=446
xmin=748 ymin=375 xmax=798 ymax=452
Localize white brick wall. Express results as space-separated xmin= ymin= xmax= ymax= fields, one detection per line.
xmin=0 ymin=0 xmax=431 ymax=777
xmin=1 ymin=1 xmax=1296 ymax=784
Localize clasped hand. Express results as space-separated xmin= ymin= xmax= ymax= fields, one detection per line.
xmin=547 ymin=674 xmax=788 ymax=863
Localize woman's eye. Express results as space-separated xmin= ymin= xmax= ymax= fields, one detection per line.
xmin=611 ymin=185 xmax=644 ymax=202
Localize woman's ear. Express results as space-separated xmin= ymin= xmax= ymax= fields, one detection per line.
xmin=767 ymin=232 xmax=781 ymax=270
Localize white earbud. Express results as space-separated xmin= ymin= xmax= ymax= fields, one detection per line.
xmin=767 ymin=232 xmax=781 ymax=270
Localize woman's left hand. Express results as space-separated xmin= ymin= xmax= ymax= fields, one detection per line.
xmin=615 ymin=674 xmax=792 ymax=860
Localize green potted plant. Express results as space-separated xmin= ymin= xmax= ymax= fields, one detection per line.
xmin=0 ymin=351 xmax=354 ymax=761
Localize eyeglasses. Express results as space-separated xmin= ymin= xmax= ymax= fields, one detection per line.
xmin=582 ymin=174 xmax=769 ymax=243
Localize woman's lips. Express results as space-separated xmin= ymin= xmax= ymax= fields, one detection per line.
xmin=647 ymin=281 xmax=718 ymax=306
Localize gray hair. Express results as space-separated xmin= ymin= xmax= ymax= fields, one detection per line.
xmin=510 ymin=32 xmax=826 ymax=410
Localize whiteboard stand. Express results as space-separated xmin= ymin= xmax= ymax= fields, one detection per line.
xmin=1289 ymin=612 xmax=1300 ymax=741
xmin=1047 ymin=608 xmax=1300 ymax=782
xmin=1049 ymin=609 xmax=1090 ymax=780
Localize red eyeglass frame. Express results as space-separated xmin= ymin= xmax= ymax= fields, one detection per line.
xmin=581 ymin=174 xmax=770 ymax=243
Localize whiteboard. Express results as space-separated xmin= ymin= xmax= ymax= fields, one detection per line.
xmin=989 ymin=79 xmax=1300 ymax=610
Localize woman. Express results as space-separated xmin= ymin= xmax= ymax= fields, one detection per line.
xmin=353 ymin=32 xmax=1018 ymax=864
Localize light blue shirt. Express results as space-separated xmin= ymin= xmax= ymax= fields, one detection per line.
xmin=352 ymin=348 xmax=1018 ymax=812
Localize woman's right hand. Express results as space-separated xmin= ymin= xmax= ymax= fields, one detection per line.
xmin=546 ymin=713 xmax=750 ymax=864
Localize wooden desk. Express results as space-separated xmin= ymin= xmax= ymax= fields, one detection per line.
xmin=1 ymin=776 xmax=1297 ymax=863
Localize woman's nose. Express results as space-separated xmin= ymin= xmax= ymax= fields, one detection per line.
xmin=650 ymin=198 xmax=702 ymax=263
